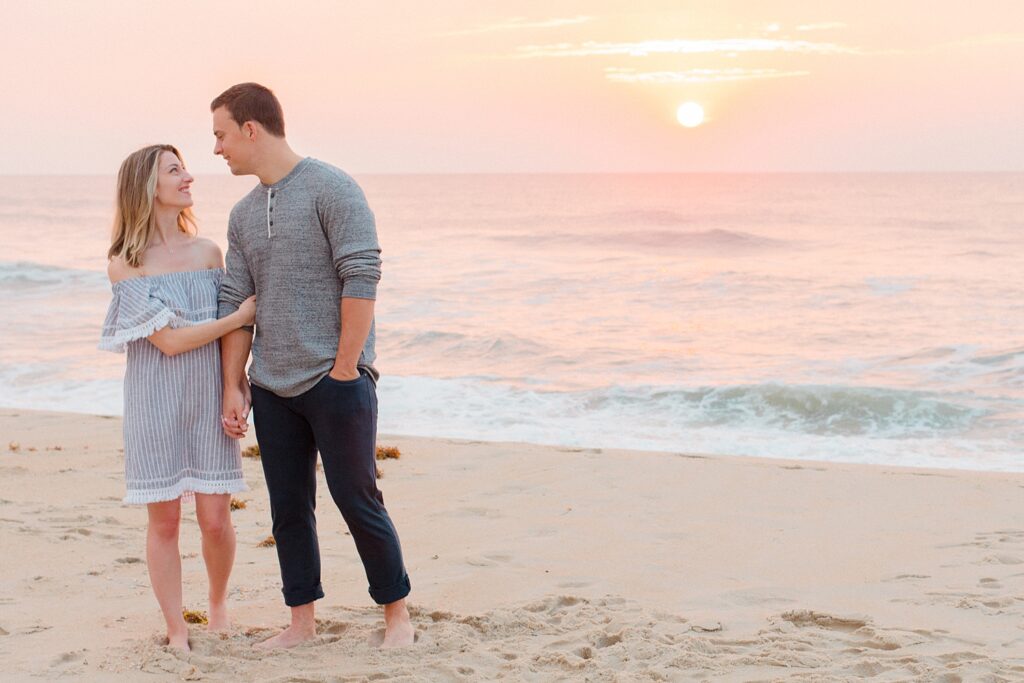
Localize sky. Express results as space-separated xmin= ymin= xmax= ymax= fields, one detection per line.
xmin=1 ymin=0 xmax=1023 ymax=173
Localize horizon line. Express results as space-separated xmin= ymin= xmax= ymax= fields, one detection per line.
xmin=1 ymin=169 xmax=1023 ymax=177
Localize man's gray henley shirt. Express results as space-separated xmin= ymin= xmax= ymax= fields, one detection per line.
xmin=217 ymin=157 xmax=381 ymax=397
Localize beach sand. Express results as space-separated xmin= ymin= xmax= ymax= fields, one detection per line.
xmin=1 ymin=408 xmax=1023 ymax=681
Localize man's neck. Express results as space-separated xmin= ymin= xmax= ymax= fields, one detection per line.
xmin=256 ymin=146 xmax=305 ymax=186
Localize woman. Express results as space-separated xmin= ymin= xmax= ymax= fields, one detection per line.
xmin=99 ymin=144 xmax=256 ymax=652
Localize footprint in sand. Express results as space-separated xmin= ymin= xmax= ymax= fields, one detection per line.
xmin=20 ymin=624 xmax=53 ymax=635
xmin=51 ymin=649 xmax=86 ymax=666
xmin=41 ymin=514 xmax=94 ymax=523
xmin=593 ymin=632 xmax=624 ymax=648
xmin=777 ymin=610 xmax=916 ymax=651
xmin=366 ymin=627 xmax=419 ymax=647
xmin=484 ymin=552 xmax=511 ymax=562
xmin=524 ymin=595 xmax=585 ymax=614
xmin=889 ymin=573 xmax=931 ymax=581
xmin=689 ymin=621 xmax=723 ymax=633
xmin=978 ymin=529 xmax=1024 ymax=540
xmin=314 ymin=620 xmax=353 ymax=644
xmin=457 ymin=506 xmax=503 ymax=519
xmin=465 ymin=553 xmax=511 ymax=567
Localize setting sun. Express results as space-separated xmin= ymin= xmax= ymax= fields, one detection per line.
xmin=676 ymin=102 xmax=705 ymax=128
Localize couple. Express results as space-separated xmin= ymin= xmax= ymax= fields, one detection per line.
xmin=99 ymin=83 xmax=414 ymax=651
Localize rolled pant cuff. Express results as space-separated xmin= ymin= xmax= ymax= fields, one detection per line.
xmin=369 ymin=575 xmax=412 ymax=605
xmin=284 ymin=584 xmax=325 ymax=607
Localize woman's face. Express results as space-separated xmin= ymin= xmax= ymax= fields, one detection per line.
xmin=153 ymin=150 xmax=194 ymax=210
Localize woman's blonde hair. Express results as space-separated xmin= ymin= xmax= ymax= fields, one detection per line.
xmin=108 ymin=144 xmax=197 ymax=268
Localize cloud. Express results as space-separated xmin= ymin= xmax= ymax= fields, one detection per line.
xmin=796 ymin=22 xmax=847 ymax=32
xmin=441 ymin=16 xmax=592 ymax=37
xmin=512 ymin=38 xmax=862 ymax=59
xmin=604 ymin=67 xmax=811 ymax=84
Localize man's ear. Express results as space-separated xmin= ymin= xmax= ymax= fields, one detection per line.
xmin=243 ymin=121 xmax=258 ymax=140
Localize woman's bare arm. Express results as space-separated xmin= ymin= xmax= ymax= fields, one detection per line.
xmin=107 ymin=252 xmax=256 ymax=358
xmin=147 ymin=300 xmax=255 ymax=356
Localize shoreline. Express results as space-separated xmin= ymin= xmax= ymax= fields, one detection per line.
xmin=2 ymin=408 xmax=1023 ymax=680
xmin=1 ymin=400 xmax=1018 ymax=476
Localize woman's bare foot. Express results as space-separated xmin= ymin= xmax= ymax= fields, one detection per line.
xmin=381 ymin=599 xmax=415 ymax=648
xmin=166 ymin=626 xmax=191 ymax=653
xmin=255 ymin=623 xmax=317 ymax=650
xmin=207 ymin=600 xmax=230 ymax=631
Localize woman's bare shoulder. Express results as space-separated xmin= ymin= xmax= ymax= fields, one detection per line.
xmin=107 ymin=256 xmax=140 ymax=283
xmin=193 ymin=237 xmax=224 ymax=268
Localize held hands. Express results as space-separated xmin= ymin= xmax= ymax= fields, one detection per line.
xmin=236 ymin=296 xmax=257 ymax=327
xmin=221 ymin=382 xmax=251 ymax=439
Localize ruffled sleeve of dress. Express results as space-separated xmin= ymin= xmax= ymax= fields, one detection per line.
xmin=98 ymin=278 xmax=183 ymax=353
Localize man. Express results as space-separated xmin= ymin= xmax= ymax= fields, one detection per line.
xmin=212 ymin=82 xmax=414 ymax=649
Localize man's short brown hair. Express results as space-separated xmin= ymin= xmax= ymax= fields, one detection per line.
xmin=211 ymin=83 xmax=286 ymax=137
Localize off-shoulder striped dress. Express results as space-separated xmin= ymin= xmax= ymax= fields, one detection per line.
xmin=98 ymin=268 xmax=247 ymax=504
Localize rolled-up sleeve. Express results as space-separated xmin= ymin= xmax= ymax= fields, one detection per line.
xmin=218 ymin=215 xmax=255 ymax=326
xmin=319 ymin=179 xmax=381 ymax=300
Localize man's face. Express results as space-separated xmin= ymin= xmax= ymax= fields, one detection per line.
xmin=212 ymin=106 xmax=251 ymax=175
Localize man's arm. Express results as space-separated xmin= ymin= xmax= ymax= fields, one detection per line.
xmin=319 ymin=175 xmax=382 ymax=380
xmin=329 ymin=298 xmax=374 ymax=380
xmin=218 ymin=217 xmax=256 ymax=439
xmin=217 ymin=215 xmax=256 ymax=329
xmin=220 ymin=329 xmax=253 ymax=438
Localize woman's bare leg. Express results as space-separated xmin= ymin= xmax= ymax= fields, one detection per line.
xmin=194 ymin=493 xmax=236 ymax=630
xmin=146 ymin=498 xmax=189 ymax=651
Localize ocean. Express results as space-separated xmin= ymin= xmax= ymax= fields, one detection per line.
xmin=1 ymin=173 xmax=1021 ymax=471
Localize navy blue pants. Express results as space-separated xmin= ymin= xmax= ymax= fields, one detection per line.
xmin=250 ymin=371 xmax=411 ymax=607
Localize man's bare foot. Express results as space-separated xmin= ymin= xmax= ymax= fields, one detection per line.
xmin=381 ymin=599 xmax=415 ymax=648
xmin=207 ymin=600 xmax=230 ymax=631
xmin=255 ymin=623 xmax=316 ymax=650
xmin=166 ymin=627 xmax=190 ymax=653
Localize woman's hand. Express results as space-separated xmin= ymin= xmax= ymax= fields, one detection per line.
xmin=221 ymin=382 xmax=250 ymax=439
xmin=236 ymin=295 xmax=257 ymax=326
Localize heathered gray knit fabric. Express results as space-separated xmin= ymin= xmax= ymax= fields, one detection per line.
xmin=217 ymin=158 xmax=381 ymax=397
